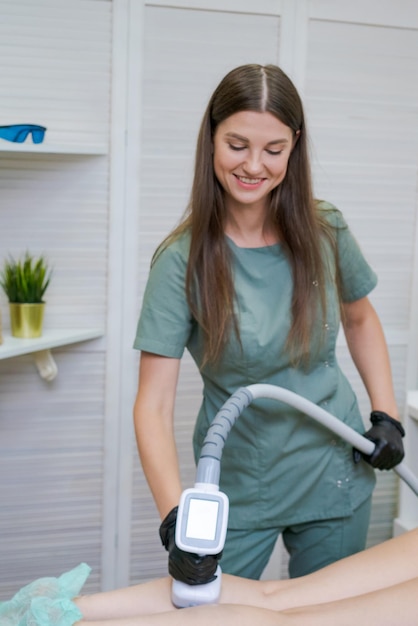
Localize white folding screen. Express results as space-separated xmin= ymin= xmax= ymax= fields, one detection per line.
xmin=124 ymin=0 xmax=418 ymax=585
xmin=127 ymin=0 xmax=284 ymax=586
xmin=306 ymin=2 xmax=418 ymax=544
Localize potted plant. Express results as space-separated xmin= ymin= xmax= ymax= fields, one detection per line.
xmin=0 ymin=252 xmax=52 ymax=338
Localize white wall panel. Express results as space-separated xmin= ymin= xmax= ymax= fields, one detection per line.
xmin=138 ymin=4 xmax=281 ymax=254
xmin=0 ymin=154 xmax=109 ymax=330
xmin=312 ymin=161 xmax=416 ymax=331
xmin=0 ymin=0 xmax=112 ymax=597
xmin=307 ymin=15 xmax=418 ymax=343
xmin=310 ymin=0 xmax=418 ymax=30
xmin=0 ymin=350 xmax=106 ymax=595
xmin=148 ymin=0 xmax=282 ymax=14
xmin=306 ymin=5 xmax=418 ymax=547
xmin=129 ymin=2 xmax=282 ymax=583
xmin=128 ymin=0 xmax=418 ymax=583
xmin=0 ymin=0 xmax=112 ymax=150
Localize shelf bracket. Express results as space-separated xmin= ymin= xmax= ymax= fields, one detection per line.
xmin=33 ymin=349 xmax=58 ymax=381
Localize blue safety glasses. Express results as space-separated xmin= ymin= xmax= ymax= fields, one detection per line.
xmin=0 ymin=124 xmax=47 ymax=144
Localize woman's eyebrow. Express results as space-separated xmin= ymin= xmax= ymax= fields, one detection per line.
xmin=224 ymin=132 xmax=289 ymax=145
xmin=224 ymin=132 xmax=248 ymax=142
xmin=266 ymin=138 xmax=289 ymax=146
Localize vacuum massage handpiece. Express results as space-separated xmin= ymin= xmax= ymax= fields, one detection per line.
xmin=171 ymin=387 xmax=250 ymax=608
xmin=171 ymin=383 xmax=418 ymax=608
xmin=172 ymin=484 xmax=229 ymax=608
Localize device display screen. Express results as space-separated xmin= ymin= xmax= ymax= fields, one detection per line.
xmin=186 ymin=498 xmax=219 ymax=541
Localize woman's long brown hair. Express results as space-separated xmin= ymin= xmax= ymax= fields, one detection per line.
xmin=154 ymin=64 xmax=335 ymax=366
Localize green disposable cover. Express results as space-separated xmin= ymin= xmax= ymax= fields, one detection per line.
xmin=18 ymin=596 xmax=82 ymax=626
xmin=0 ymin=562 xmax=90 ymax=626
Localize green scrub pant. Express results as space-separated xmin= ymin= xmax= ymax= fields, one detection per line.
xmin=220 ymin=496 xmax=372 ymax=579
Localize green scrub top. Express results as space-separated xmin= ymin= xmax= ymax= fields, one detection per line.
xmin=134 ymin=203 xmax=377 ymax=529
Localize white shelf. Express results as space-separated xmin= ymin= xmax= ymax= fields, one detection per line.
xmin=0 ymin=142 xmax=108 ymax=155
xmin=0 ymin=328 xmax=103 ymax=359
xmin=0 ymin=328 xmax=104 ymax=380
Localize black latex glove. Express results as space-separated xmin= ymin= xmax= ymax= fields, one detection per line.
xmin=159 ymin=506 xmax=221 ymax=586
xmin=353 ymin=410 xmax=405 ymax=470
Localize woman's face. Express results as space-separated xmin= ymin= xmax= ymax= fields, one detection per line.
xmin=213 ymin=110 xmax=296 ymax=213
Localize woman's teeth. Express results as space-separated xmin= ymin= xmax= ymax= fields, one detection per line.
xmin=237 ymin=176 xmax=262 ymax=184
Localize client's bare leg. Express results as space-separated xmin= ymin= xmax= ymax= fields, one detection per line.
xmin=257 ymin=526 xmax=418 ymax=612
xmin=75 ymin=578 xmax=173 ymax=619
xmin=75 ymin=572 xmax=287 ymax=620
xmin=280 ymin=577 xmax=418 ymax=626
xmin=20 ymin=527 xmax=414 ymax=625
xmin=75 ymin=604 xmax=287 ymax=626
xmin=75 ymin=575 xmax=418 ymax=626
xmin=75 ymin=528 xmax=418 ymax=620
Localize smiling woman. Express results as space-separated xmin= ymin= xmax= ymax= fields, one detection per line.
xmin=132 ymin=63 xmax=403 ymax=588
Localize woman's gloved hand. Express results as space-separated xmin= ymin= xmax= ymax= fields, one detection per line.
xmin=353 ymin=410 xmax=405 ymax=470
xmin=159 ymin=506 xmax=221 ymax=586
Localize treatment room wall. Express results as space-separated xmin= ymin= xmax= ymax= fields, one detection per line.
xmin=0 ymin=0 xmax=417 ymax=596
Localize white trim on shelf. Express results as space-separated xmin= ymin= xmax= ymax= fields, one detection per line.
xmin=0 ymin=328 xmax=104 ymax=359
xmin=0 ymin=143 xmax=108 ymax=155
xmin=0 ymin=328 xmax=104 ymax=380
